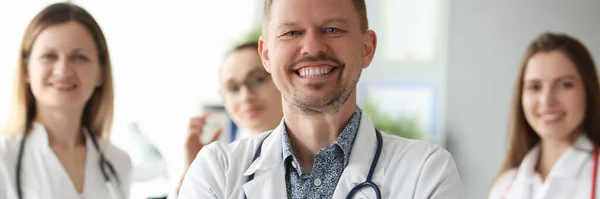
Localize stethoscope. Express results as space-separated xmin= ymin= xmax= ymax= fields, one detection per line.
xmin=502 ymin=146 xmax=599 ymax=199
xmin=15 ymin=128 xmax=123 ymax=199
xmin=245 ymin=128 xmax=383 ymax=199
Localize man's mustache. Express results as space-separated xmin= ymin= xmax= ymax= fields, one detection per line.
xmin=286 ymin=53 xmax=345 ymax=72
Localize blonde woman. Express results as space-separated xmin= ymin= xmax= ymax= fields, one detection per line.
xmin=0 ymin=3 xmax=132 ymax=199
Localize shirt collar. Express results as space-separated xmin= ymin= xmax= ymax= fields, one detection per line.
xmin=281 ymin=107 xmax=362 ymax=170
xmin=334 ymin=107 xmax=362 ymax=163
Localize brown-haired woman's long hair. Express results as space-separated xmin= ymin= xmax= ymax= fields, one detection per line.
xmin=2 ymin=2 xmax=114 ymax=143
xmin=494 ymin=32 xmax=600 ymax=184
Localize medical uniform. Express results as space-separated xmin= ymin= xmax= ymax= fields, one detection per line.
xmin=0 ymin=159 xmax=17 ymax=199
xmin=178 ymin=111 xmax=463 ymax=198
xmin=489 ymin=134 xmax=599 ymax=199
xmin=166 ymin=126 xmax=255 ymax=199
xmin=0 ymin=123 xmax=133 ymax=199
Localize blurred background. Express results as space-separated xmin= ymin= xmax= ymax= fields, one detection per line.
xmin=0 ymin=0 xmax=599 ymax=198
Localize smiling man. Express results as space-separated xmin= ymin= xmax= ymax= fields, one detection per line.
xmin=178 ymin=0 xmax=463 ymax=198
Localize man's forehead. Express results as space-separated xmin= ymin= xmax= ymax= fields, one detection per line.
xmin=275 ymin=18 xmax=349 ymax=28
xmin=267 ymin=0 xmax=357 ymax=26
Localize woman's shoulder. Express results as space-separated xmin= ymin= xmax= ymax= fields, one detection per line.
xmin=0 ymin=134 xmax=22 ymax=160
xmin=0 ymin=134 xmax=24 ymax=182
xmin=103 ymin=142 xmax=133 ymax=175
xmin=104 ymin=142 xmax=132 ymax=164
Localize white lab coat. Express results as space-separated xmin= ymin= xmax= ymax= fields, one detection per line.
xmin=166 ymin=127 xmax=255 ymax=199
xmin=488 ymin=134 xmax=599 ymax=199
xmin=0 ymin=158 xmax=17 ymax=199
xmin=0 ymin=123 xmax=133 ymax=199
xmin=178 ymin=112 xmax=463 ymax=199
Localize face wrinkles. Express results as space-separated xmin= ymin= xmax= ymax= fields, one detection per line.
xmin=262 ymin=0 xmax=371 ymax=116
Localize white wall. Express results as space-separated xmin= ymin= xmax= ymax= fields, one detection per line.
xmin=446 ymin=0 xmax=600 ymax=198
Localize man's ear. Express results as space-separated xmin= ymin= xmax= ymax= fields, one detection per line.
xmin=259 ymin=35 xmax=271 ymax=73
xmin=361 ymin=30 xmax=377 ymax=69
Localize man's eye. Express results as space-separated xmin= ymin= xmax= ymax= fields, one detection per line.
xmin=283 ymin=31 xmax=300 ymax=37
xmin=326 ymin=28 xmax=341 ymax=33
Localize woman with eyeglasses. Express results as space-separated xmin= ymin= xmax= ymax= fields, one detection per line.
xmin=171 ymin=42 xmax=283 ymax=197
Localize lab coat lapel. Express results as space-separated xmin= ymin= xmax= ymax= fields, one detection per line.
xmin=27 ymin=123 xmax=61 ymax=197
xmin=332 ymin=115 xmax=385 ymax=199
xmin=82 ymin=130 xmax=98 ymax=197
xmin=506 ymin=146 xmax=538 ymax=198
xmin=242 ymin=125 xmax=287 ymax=199
xmin=28 ymin=123 xmax=98 ymax=198
xmin=540 ymin=178 xmax=578 ymax=199
xmin=538 ymin=135 xmax=593 ymax=199
xmin=508 ymin=135 xmax=595 ymax=199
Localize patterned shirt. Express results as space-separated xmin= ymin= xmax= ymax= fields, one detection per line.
xmin=281 ymin=107 xmax=362 ymax=199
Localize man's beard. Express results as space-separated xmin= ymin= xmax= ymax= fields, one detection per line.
xmin=283 ymin=52 xmax=361 ymax=116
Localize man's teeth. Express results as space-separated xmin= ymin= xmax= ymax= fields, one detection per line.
xmin=298 ymin=67 xmax=331 ymax=78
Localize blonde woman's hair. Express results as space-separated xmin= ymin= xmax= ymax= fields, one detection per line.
xmin=3 ymin=2 xmax=114 ymax=142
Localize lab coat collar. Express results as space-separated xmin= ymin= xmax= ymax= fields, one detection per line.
xmin=242 ymin=120 xmax=287 ymax=199
xmin=546 ymin=133 xmax=593 ymax=178
xmin=571 ymin=133 xmax=595 ymax=153
xmin=29 ymin=122 xmax=51 ymax=148
xmin=332 ymin=115 xmax=385 ymax=199
xmin=29 ymin=122 xmax=93 ymax=150
xmin=242 ymin=120 xmax=284 ymax=176
xmin=242 ymin=112 xmax=385 ymax=198
xmin=26 ymin=122 xmax=97 ymax=197
xmin=510 ymin=133 xmax=594 ymax=198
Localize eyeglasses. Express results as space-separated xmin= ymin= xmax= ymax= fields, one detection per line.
xmin=221 ymin=71 xmax=273 ymax=101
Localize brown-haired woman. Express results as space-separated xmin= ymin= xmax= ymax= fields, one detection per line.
xmin=489 ymin=32 xmax=600 ymax=198
xmin=170 ymin=41 xmax=284 ymax=198
xmin=0 ymin=3 xmax=132 ymax=199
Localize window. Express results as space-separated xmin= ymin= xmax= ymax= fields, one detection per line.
xmin=359 ymin=0 xmax=446 ymax=145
